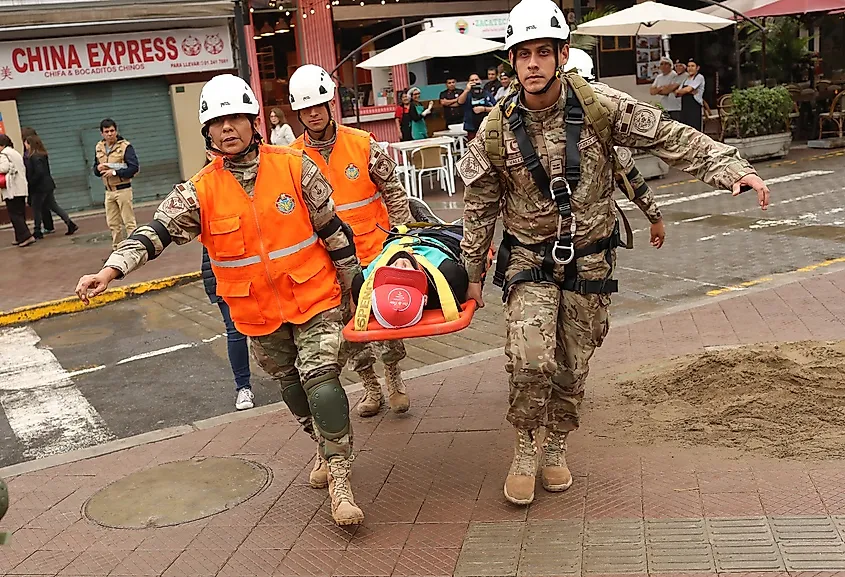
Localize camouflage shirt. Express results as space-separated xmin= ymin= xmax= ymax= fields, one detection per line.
xmin=458 ymin=80 xmax=756 ymax=283
xmin=104 ymin=151 xmax=361 ymax=292
xmin=305 ymin=126 xmax=412 ymax=227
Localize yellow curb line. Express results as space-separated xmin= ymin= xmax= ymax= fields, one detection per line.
xmin=0 ymin=271 xmax=202 ymax=327
xmin=706 ymin=256 xmax=845 ymax=297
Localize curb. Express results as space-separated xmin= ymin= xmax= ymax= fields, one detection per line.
xmin=0 ymin=271 xmax=202 ymax=327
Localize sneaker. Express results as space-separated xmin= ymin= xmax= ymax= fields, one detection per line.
xmin=235 ymin=387 xmax=254 ymax=410
xmin=44 ymin=229 xmax=55 ymax=235
xmin=408 ymin=197 xmax=446 ymax=224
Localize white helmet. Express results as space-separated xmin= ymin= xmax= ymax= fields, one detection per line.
xmin=565 ymin=48 xmax=595 ymax=81
xmin=198 ymin=74 xmax=259 ymax=125
xmin=505 ymin=0 xmax=570 ymax=52
xmin=289 ymin=64 xmax=337 ymax=112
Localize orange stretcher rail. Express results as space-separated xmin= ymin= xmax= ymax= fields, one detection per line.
xmin=342 ymin=300 xmax=478 ymax=342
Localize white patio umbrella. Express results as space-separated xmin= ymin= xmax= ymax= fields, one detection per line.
xmin=572 ymin=1 xmax=735 ymax=36
xmin=356 ymin=28 xmax=504 ymax=69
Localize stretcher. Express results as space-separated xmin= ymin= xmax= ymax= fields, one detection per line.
xmin=342 ymin=231 xmax=479 ymax=342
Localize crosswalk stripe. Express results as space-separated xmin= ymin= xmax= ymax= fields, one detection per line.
xmin=0 ymin=326 xmax=114 ymax=460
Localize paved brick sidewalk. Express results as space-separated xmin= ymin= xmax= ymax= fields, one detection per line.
xmin=3 ymin=265 xmax=845 ymax=575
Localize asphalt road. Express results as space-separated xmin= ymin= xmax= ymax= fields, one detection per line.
xmin=1 ymin=150 xmax=843 ymax=469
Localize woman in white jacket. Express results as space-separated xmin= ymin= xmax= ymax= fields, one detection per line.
xmin=0 ymin=134 xmax=35 ymax=247
xmin=268 ymin=107 xmax=295 ymax=146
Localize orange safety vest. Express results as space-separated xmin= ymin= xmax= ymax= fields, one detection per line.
xmin=193 ymin=144 xmax=341 ymax=337
xmin=292 ymin=125 xmax=389 ymax=266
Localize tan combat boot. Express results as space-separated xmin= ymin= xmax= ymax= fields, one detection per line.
xmin=309 ymin=453 xmax=328 ymax=489
xmin=356 ymin=368 xmax=384 ymax=417
xmin=327 ymin=456 xmax=364 ymax=526
xmin=504 ymin=428 xmax=539 ymax=506
xmin=384 ymin=363 xmax=410 ymax=413
xmin=541 ymin=431 xmax=573 ymax=492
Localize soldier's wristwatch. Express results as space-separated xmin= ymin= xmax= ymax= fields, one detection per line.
xmin=111 ymin=169 xmax=117 ymax=176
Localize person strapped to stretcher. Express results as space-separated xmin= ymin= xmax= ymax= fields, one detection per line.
xmin=344 ymin=199 xmax=491 ymax=340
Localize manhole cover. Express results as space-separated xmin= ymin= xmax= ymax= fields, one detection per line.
xmin=84 ymin=457 xmax=270 ymax=529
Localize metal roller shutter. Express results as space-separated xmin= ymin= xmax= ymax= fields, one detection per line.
xmin=16 ymin=77 xmax=182 ymax=213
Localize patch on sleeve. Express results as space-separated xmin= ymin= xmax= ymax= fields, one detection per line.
xmin=301 ymin=157 xmax=320 ymax=187
xmin=457 ymin=139 xmax=491 ymax=187
xmin=369 ymin=146 xmax=397 ymax=181
xmin=306 ymin=171 xmax=333 ymax=205
xmin=159 ymin=185 xmax=196 ymax=218
xmin=614 ymin=146 xmax=633 ymax=165
xmin=628 ymin=104 xmax=661 ymax=139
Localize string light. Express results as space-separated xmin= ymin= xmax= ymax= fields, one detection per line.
xmin=285 ymin=10 xmax=290 ymax=14
xmin=302 ymin=12 xmax=308 ymax=18
xmin=310 ymin=8 xmax=315 ymax=13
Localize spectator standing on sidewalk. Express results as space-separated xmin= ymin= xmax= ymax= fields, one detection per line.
xmin=269 ymin=108 xmax=295 ymax=146
xmin=93 ymin=119 xmax=139 ymax=250
xmin=24 ymin=136 xmax=77 ymax=238
xmin=0 ymin=135 xmax=35 ymax=247
xmin=201 ymin=244 xmax=254 ymax=410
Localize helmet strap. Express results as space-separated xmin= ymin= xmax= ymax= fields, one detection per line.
xmin=514 ymin=40 xmax=564 ymax=96
xmin=298 ymin=104 xmax=335 ymax=143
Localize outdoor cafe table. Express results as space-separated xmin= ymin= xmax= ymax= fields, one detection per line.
xmin=390 ymin=136 xmax=456 ymax=198
xmin=433 ymin=128 xmax=468 ymax=157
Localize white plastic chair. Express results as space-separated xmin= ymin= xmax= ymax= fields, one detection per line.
xmin=410 ymin=145 xmax=454 ymax=199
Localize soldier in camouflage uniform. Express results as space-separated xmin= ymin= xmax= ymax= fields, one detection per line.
xmin=458 ymin=0 xmax=770 ymax=506
xmin=287 ymin=65 xmax=414 ymax=420
xmin=75 ymin=74 xmax=367 ymax=527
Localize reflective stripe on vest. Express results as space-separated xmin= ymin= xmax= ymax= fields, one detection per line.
xmin=210 ymin=233 xmax=319 ymax=268
xmin=336 ymin=191 xmax=382 ymax=212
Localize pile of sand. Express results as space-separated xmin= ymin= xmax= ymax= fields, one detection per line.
xmin=611 ymin=340 xmax=845 ymax=459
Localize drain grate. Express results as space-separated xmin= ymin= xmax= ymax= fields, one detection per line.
xmin=771 ymin=516 xmax=845 ymax=571
xmin=583 ymin=519 xmax=646 ymax=574
xmin=518 ymin=520 xmax=582 ymax=577
xmin=646 ymin=519 xmax=715 ymax=573
xmin=455 ymin=522 xmax=523 ymax=577
xmin=707 ymin=517 xmax=785 ymax=572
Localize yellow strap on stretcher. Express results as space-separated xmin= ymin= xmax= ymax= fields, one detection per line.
xmin=354 ymin=235 xmax=460 ymax=331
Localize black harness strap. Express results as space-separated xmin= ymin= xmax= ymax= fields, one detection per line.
xmin=492 ymin=84 xmax=629 ymax=301
xmin=564 ymin=87 xmax=583 ymax=192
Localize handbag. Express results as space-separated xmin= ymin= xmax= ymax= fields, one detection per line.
xmin=0 ymin=173 xmax=6 ymax=189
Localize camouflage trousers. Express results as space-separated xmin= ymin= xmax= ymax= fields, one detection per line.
xmin=349 ymin=340 xmax=407 ymax=374
xmin=250 ymin=306 xmax=366 ymax=459
xmin=503 ymin=248 xmax=611 ymax=433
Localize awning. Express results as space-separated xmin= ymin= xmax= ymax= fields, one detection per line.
xmin=743 ymin=0 xmax=845 ymax=16
xmin=0 ymin=1 xmax=234 ymax=39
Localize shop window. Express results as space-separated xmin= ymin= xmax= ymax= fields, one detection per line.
xmin=257 ymin=47 xmax=276 ymax=81
xmin=600 ymin=36 xmax=632 ymax=52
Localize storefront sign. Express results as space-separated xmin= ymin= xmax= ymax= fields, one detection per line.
xmin=429 ymin=14 xmax=509 ymax=39
xmin=0 ymin=26 xmax=233 ymax=90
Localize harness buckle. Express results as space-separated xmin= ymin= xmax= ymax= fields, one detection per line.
xmin=551 ymin=238 xmax=576 ymax=265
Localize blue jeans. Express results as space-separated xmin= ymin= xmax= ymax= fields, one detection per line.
xmin=217 ymin=300 xmax=251 ymax=391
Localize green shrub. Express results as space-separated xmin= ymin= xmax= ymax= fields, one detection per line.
xmin=730 ymin=85 xmax=793 ymax=138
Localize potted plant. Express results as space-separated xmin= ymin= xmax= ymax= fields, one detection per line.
xmin=723 ymin=85 xmax=793 ymax=160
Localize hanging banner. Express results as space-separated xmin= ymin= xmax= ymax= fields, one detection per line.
xmin=429 ymin=14 xmax=509 ymax=39
xmin=0 ymin=26 xmax=233 ymax=90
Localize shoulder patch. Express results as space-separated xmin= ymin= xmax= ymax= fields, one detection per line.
xmin=619 ymin=102 xmax=661 ymax=139
xmin=369 ymin=145 xmax=396 ymax=181
xmin=614 ymin=146 xmax=633 ymax=165
xmin=457 ymin=139 xmax=491 ymax=187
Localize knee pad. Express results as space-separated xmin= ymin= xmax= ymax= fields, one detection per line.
xmin=280 ymin=376 xmax=311 ymax=419
xmin=303 ymin=371 xmax=349 ymax=441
